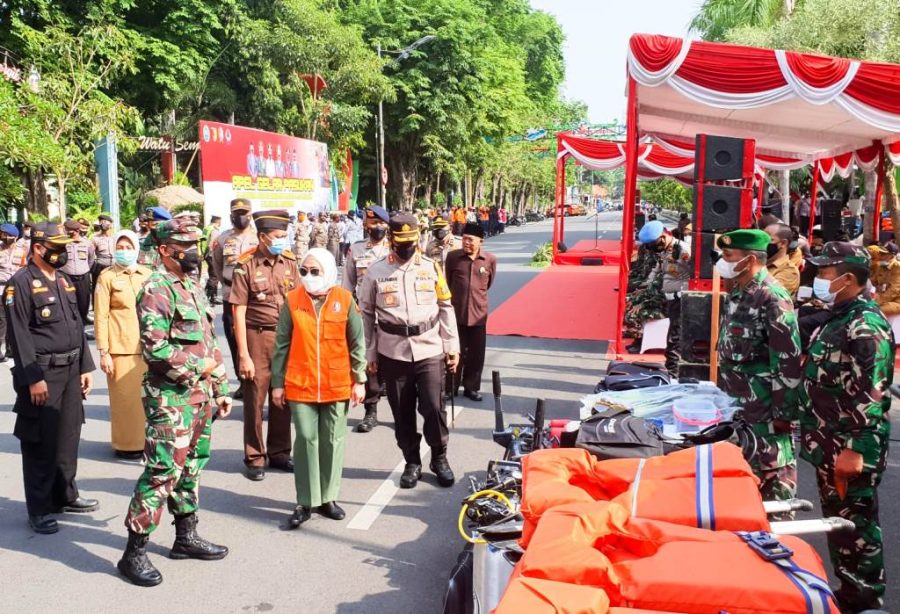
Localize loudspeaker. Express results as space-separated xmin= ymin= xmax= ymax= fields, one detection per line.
xmin=691 ymin=232 xmax=717 ymax=279
xmin=821 ymin=199 xmax=842 ymax=242
xmin=635 ymin=212 xmax=646 ymax=232
xmin=679 ymin=291 xmax=724 ymax=364
xmin=694 ymin=185 xmax=750 ymax=232
xmin=696 ymin=134 xmax=752 ymax=181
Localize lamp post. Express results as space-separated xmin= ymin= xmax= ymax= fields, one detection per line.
xmin=376 ymin=35 xmax=436 ymax=210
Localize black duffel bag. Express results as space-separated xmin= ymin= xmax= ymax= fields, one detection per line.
xmin=594 ymin=360 xmax=670 ymax=393
xmin=575 ymin=406 xmax=666 ymax=459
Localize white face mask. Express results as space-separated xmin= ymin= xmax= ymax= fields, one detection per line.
xmin=301 ymin=274 xmax=327 ymax=295
xmin=813 ymin=275 xmax=845 ymax=305
xmin=715 ymin=256 xmax=747 ymax=280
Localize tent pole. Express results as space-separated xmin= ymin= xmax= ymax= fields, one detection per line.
xmin=552 ymin=150 xmax=566 ymax=263
xmin=874 ymin=141 xmax=885 ymax=242
xmin=618 ymin=76 xmax=639 ymax=356
xmin=808 ymin=162 xmax=820 ymax=242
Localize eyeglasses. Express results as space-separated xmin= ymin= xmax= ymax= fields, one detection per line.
xmin=299 ymin=267 xmax=322 ymax=277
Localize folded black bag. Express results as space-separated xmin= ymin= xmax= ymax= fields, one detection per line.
xmin=594 ymin=360 xmax=671 ymax=393
xmin=575 ymin=406 xmax=666 ymax=460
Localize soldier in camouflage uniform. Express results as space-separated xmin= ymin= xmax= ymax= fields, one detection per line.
xmin=801 ymin=242 xmax=893 ymax=613
xmin=117 ymin=219 xmax=233 ymax=587
xmin=714 ymin=230 xmax=802 ymax=511
xmin=624 ymin=244 xmax=664 ymax=351
xmin=137 ymin=206 xmax=173 ymax=268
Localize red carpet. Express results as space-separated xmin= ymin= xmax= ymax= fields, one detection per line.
xmin=555 ymin=239 xmax=623 ymax=266
xmin=488 ymin=265 xmax=620 ymax=341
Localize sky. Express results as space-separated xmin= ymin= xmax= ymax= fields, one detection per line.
xmin=529 ymin=0 xmax=704 ymax=123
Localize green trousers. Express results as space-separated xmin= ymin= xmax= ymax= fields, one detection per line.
xmin=290 ymin=401 xmax=349 ymax=508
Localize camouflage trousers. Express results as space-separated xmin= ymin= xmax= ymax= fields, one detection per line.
xmin=815 ymin=467 xmax=885 ymax=612
xmin=748 ymin=430 xmax=797 ymax=519
xmin=124 ymin=397 xmax=213 ymax=535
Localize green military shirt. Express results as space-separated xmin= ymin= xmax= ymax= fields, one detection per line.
xmin=137 ymin=234 xmax=160 ymax=268
xmin=800 ymin=295 xmax=894 ymax=473
xmin=717 ymin=268 xmax=802 ymax=470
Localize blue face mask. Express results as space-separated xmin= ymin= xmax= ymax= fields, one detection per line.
xmin=268 ymin=237 xmax=289 ymax=256
xmin=813 ymin=275 xmax=846 ymax=305
xmin=115 ymin=249 xmax=138 ymax=267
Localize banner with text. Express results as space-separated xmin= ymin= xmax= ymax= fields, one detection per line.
xmin=198 ymin=121 xmax=335 ymax=224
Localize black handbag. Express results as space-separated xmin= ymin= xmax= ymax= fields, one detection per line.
xmin=575 ymin=406 xmax=666 ymax=460
xmin=594 ymin=360 xmax=670 ymax=393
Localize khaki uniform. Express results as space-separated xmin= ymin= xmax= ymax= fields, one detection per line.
xmin=61 ymin=237 xmax=95 ymax=321
xmin=294 ymin=220 xmax=312 ymax=257
xmin=358 ymin=252 xmax=459 ymax=464
xmin=311 ymin=221 xmax=328 ymax=248
xmin=425 ymin=235 xmax=462 ymax=268
xmin=211 ymin=228 xmax=259 ymax=375
xmin=342 ymin=238 xmax=391 ymax=408
xmin=326 ymin=221 xmax=343 ymax=265
xmin=229 ymin=247 xmax=300 ymax=468
xmin=767 ymin=254 xmax=800 ymax=298
xmin=875 ymin=259 xmax=900 ymax=315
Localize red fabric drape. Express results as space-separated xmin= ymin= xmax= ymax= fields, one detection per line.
xmin=784 ymin=51 xmax=854 ymax=88
xmin=675 ymin=40 xmax=786 ymax=93
xmin=628 ymin=34 xmax=684 ymax=73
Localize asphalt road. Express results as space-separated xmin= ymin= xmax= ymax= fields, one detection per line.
xmin=0 ymin=212 xmax=895 ymax=612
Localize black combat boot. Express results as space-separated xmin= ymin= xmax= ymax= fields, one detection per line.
xmin=354 ymin=405 xmax=378 ymax=433
xmin=169 ymin=514 xmax=228 ymax=561
xmin=117 ymin=531 xmax=163 ymax=587
xmin=430 ymin=454 xmax=455 ymax=487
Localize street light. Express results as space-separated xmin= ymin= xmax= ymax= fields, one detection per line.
xmin=376 ymin=35 xmax=436 ymax=210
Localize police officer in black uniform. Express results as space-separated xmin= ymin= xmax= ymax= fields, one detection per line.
xmin=4 ymin=222 xmax=98 ymax=534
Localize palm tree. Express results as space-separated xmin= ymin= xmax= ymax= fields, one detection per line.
xmin=690 ymin=0 xmax=799 ymax=41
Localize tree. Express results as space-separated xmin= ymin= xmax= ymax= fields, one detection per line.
xmin=12 ymin=16 xmax=140 ymax=217
xmin=638 ymin=179 xmax=692 ymax=212
xmin=690 ymin=0 xmax=798 ymax=42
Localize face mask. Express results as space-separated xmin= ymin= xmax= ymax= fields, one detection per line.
xmin=301 ymin=274 xmax=327 ymax=295
xmin=433 ymin=228 xmax=449 ymax=240
xmin=115 ymin=249 xmax=138 ymax=267
xmin=267 ymin=237 xmax=289 ymax=256
xmin=368 ymin=226 xmax=387 ymax=242
xmin=813 ymin=275 xmax=845 ymax=305
xmin=168 ymin=246 xmax=201 ymax=274
xmin=715 ymin=256 xmax=747 ymax=280
xmin=2 ymin=236 xmax=13 ymax=245
xmin=393 ymin=243 xmax=417 ymax=261
xmin=766 ymin=243 xmax=780 ymax=259
xmin=232 ymin=214 xmax=250 ymax=230
xmin=100 ymin=222 xmax=112 ymax=231
xmin=42 ymin=246 xmax=68 ymax=269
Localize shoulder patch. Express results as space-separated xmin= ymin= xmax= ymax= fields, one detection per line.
xmin=5 ymin=285 xmax=14 ymax=306
xmin=237 ymin=246 xmax=258 ymax=264
xmin=282 ymin=249 xmax=296 ymax=261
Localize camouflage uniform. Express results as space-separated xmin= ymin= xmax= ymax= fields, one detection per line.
xmin=627 ymin=245 xmax=660 ymax=293
xmin=124 ymin=236 xmax=229 ymax=535
xmin=717 ymin=267 xmax=802 ymax=507
xmin=800 ymin=246 xmax=893 ymax=611
xmin=624 ymin=274 xmax=666 ymax=341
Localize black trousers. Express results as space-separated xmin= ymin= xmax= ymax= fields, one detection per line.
xmin=13 ymin=360 xmax=83 ymax=515
xmin=0 ymin=301 xmax=8 ymax=356
xmin=379 ymin=354 xmax=448 ymax=464
xmin=204 ymin=254 xmax=218 ymax=299
xmin=69 ymin=273 xmax=91 ymax=322
xmin=222 ymin=299 xmax=239 ymax=376
xmin=456 ymin=325 xmax=486 ymax=393
xmin=90 ymin=262 xmax=109 ymax=296
xmin=665 ymin=298 xmax=681 ymax=376
xmin=363 ymin=373 xmax=382 ymax=409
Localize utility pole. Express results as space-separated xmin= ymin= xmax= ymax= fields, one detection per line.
xmin=376 ymin=44 xmax=386 ymax=210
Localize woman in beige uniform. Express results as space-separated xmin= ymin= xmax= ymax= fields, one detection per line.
xmin=94 ymin=229 xmax=151 ymax=458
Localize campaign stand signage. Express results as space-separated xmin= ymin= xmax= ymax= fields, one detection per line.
xmin=198 ymin=120 xmax=332 ymax=224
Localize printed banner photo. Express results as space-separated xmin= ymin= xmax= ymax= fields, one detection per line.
xmin=198 ymin=121 xmax=335 ymax=224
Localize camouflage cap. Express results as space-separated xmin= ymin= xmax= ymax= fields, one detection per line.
xmin=716 ymin=229 xmax=770 ymax=252
xmin=155 ymin=219 xmax=200 ymax=244
xmin=809 ymin=241 xmax=871 ymax=267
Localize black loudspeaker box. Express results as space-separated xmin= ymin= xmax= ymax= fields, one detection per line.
xmin=821 ymin=199 xmax=842 ymax=242
xmin=694 ymin=185 xmax=747 ymax=232
xmin=698 ymin=134 xmax=748 ymax=181
xmin=691 ymin=231 xmax=717 ymax=279
xmin=679 ymin=291 xmax=724 ymax=364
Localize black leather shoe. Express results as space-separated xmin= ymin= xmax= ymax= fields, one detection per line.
xmin=61 ymin=497 xmax=100 ymax=513
xmin=28 ymin=514 xmax=58 ymax=534
xmin=246 ymin=466 xmax=265 ymax=481
xmin=115 ymin=450 xmax=144 ymax=460
xmin=430 ymin=455 xmax=455 ymax=487
xmin=270 ymin=459 xmax=294 ymax=473
xmin=233 ymin=387 xmax=244 ymax=400
xmin=118 ymin=531 xmax=163 ymax=587
xmin=354 ymin=407 xmax=378 ymax=433
xmin=318 ymin=501 xmax=345 ymax=521
xmin=399 ymin=463 xmax=422 ymax=489
xmin=169 ymin=514 xmax=228 ymax=560
xmin=626 ymin=342 xmax=643 ymax=354
xmin=289 ymin=506 xmax=311 ymax=529
xmin=463 ymin=389 xmax=483 ymax=402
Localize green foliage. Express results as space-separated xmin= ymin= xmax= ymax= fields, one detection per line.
xmin=691 ymin=0 xmax=797 ymax=42
xmin=172 ymin=202 xmax=204 ymax=215
xmin=530 ymin=241 xmax=552 ymax=268
xmin=638 ymin=179 xmax=693 ymax=212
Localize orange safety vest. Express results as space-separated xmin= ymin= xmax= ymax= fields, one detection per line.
xmin=284 ymin=285 xmax=354 ymax=403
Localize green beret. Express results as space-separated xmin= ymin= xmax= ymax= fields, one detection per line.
xmin=716 ymin=229 xmax=770 ymax=252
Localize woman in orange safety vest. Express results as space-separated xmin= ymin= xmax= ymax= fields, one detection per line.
xmin=271 ymin=247 xmax=367 ymax=529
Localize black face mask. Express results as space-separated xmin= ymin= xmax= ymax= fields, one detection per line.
xmin=647 ymin=240 xmax=666 ymax=253
xmin=168 ymin=246 xmax=201 ymax=274
xmin=232 ymin=214 xmax=251 ymax=230
xmin=433 ymin=228 xmax=449 ymax=240
xmin=393 ymin=242 xmax=417 ymax=261
xmin=368 ymin=226 xmax=387 ymax=242
xmin=766 ymin=243 xmax=780 ymax=259
xmin=41 ymin=246 xmax=69 ymax=269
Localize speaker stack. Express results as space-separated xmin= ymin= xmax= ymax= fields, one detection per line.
xmin=820 ymin=199 xmax=843 ymax=242
xmin=681 ymin=134 xmax=756 ymax=380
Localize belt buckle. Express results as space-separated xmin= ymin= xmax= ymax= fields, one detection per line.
xmin=737 ymin=531 xmax=793 ymax=561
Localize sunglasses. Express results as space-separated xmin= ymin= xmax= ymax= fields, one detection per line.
xmin=299 ymin=267 xmax=322 ymax=277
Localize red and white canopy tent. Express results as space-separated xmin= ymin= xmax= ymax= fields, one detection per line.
xmin=609 ymin=33 xmax=900 ymax=355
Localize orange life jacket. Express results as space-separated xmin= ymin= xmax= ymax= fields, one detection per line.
xmin=284 ymin=286 xmax=353 ymax=403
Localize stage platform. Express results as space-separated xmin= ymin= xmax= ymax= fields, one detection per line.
xmin=554 ymin=239 xmax=623 ymax=266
